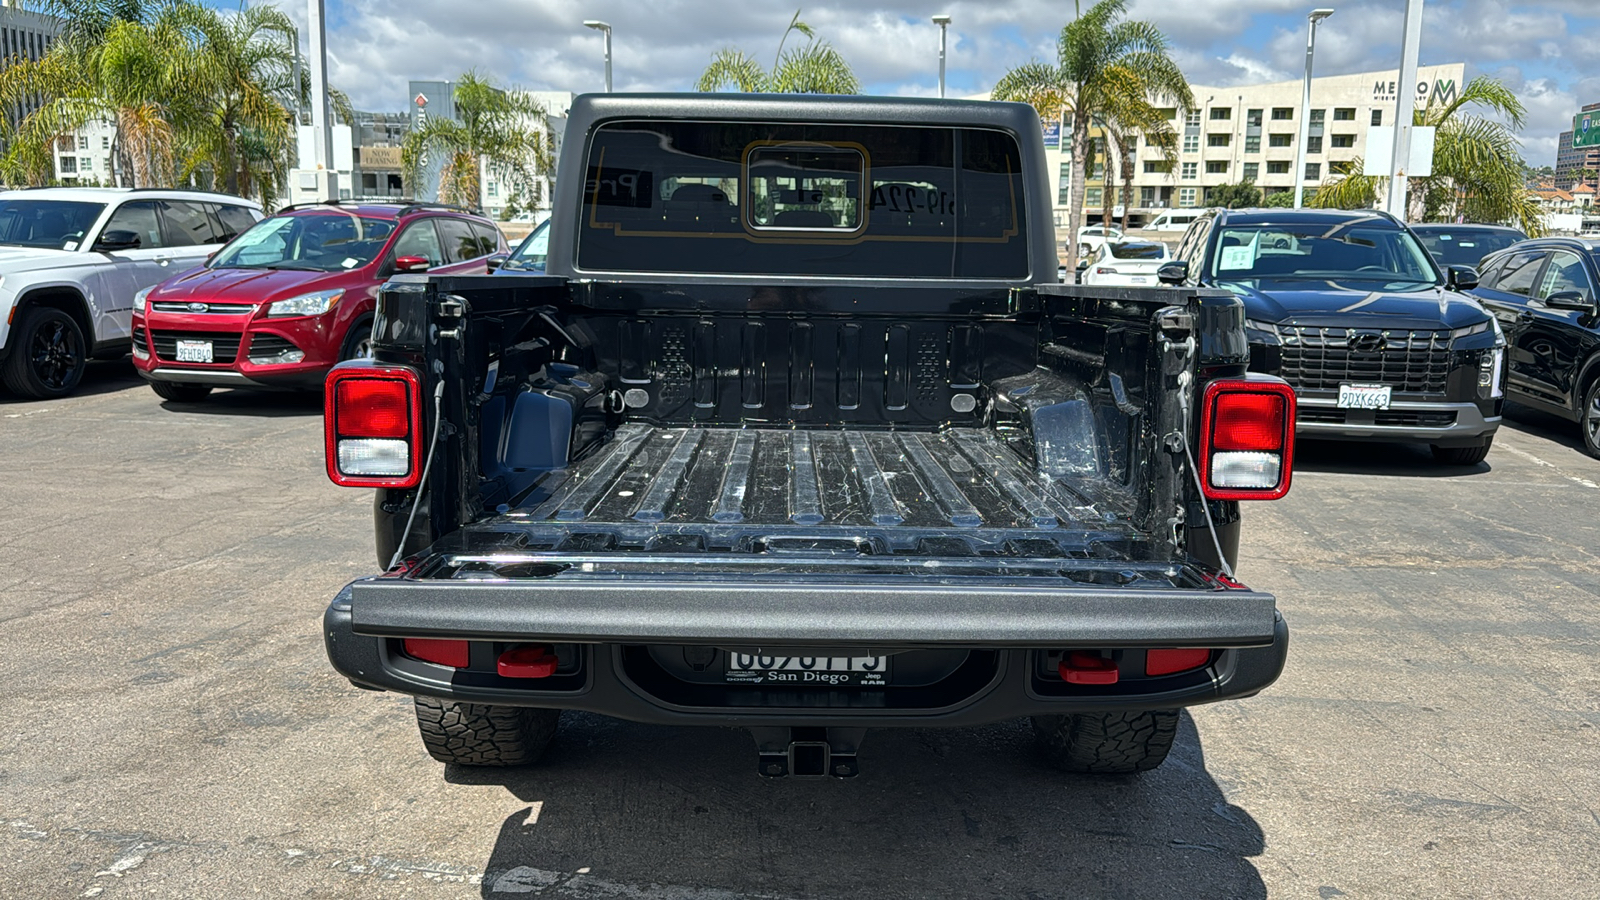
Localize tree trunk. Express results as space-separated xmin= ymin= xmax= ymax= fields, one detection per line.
xmin=1103 ymin=137 xmax=1115 ymax=231
xmin=223 ymin=115 xmax=240 ymax=197
xmin=1065 ymin=112 xmax=1090 ymax=273
xmin=1119 ymin=139 xmax=1135 ymax=232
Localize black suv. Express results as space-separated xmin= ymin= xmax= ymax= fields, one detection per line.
xmin=1471 ymin=237 xmax=1600 ymax=457
xmin=1410 ymin=223 xmax=1527 ymax=269
xmin=1171 ymin=209 xmax=1504 ymax=464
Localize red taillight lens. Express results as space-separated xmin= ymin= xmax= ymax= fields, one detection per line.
xmin=403 ymin=638 xmax=470 ymax=668
xmin=1198 ymin=376 xmax=1296 ymax=501
xmin=325 ymin=364 xmax=424 ymax=489
xmin=1212 ymin=392 xmax=1285 ymax=451
xmin=336 ymin=379 xmax=410 ymax=437
xmin=1146 ymin=648 xmax=1212 ymax=676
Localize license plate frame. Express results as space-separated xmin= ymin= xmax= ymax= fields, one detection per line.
xmin=175 ymin=339 xmax=214 ymax=363
xmin=724 ymin=654 xmax=890 ymax=687
xmin=1337 ymin=383 xmax=1392 ymax=410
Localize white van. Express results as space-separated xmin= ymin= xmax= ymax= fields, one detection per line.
xmin=1145 ymin=210 xmax=1201 ymax=232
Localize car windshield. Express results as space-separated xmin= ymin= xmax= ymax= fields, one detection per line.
xmin=1110 ymin=241 xmax=1167 ymax=260
xmin=504 ymin=220 xmax=549 ymax=271
xmin=210 ymin=213 xmax=396 ymax=271
xmin=1413 ymin=228 xmax=1524 ymax=267
xmin=0 ymin=199 xmax=105 ymax=249
xmin=1211 ymin=221 xmax=1439 ymax=287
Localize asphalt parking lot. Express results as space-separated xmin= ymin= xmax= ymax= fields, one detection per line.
xmin=3 ymin=363 xmax=1598 ymax=899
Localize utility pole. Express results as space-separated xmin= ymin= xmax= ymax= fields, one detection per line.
xmin=1293 ymin=9 xmax=1334 ymax=208
xmin=307 ymin=0 xmax=336 ymax=199
xmin=1385 ymin=0 xmax=1424 ymax=219
xmin=932 ymin=15 xmax=951 ymax=99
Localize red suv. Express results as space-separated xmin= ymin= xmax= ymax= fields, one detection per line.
xmin=132 ymin=202 xmax=506 ymax=401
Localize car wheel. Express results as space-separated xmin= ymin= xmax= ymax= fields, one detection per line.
xmin=340 ymin=317 xmax=374 ymax=361
xmin=149 ymin=382 xmax=213 ymax=403
xmin=1582 ymin=380 xmax=1600 ymax=459
xmin=2 ymin=306 xmax=86 ymax=399
xmin=1031 ymin=710 xmax=1180 ymax=774
xmin=413 ymin=697 xmax=560 ymax=767
xmin=1430 ymin=436 xmax=1493 ymax=466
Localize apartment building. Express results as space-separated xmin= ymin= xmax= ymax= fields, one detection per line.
xmin=1025 ymin=63 xmax=1466 ymax=228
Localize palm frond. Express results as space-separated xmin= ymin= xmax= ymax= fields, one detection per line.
xmin=697 ymin=49 xmax=767 ymax=93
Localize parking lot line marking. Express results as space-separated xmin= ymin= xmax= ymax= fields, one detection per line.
xmin=1497 ymin=443 xmax=1600 ymax=491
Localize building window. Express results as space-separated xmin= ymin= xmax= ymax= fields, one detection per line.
xmin=1309 ymin=109 xmax=1325 ymax=125
xmin=1179 ymin=187 xmax=1197 ymax=207
xmin=1305 ymin=163 xmax=1321 ymax=181
xmin=387 ymin=174 xmax=403 ymax=191
xmin=1372 ymin=109 xmax=1383 ymax=126
xmin=77 ymin=136 xmax=87 ymax=150
xmin=1243 ymin=162 xmax=1259 ymax=181
xmin=1307 ymin=135 xmax=1323 ymax=154
xmin=1140 ymin=186 xmax=1156 ymax=206
xmin=1267 ymin=161 xmax=1290 ymax=175
xmin=1209 ymin=108 xmax=1232 ymax=121
xmin=80 ymin=157 xmax=91 ymax=171
xmin=1271 ymin=107 xmax=1294 ymax=121
xmin=1330 ymin=160 xmax=1356 ymax=176
xmin=59 ymin=156 xmax=75 ymax=173
xmin=1269 ymin=133 xmax=1293 ymax=148
xmin=1155 ymin=107 xmax=1177 ymax=120
xmin=487 ymin=183 xmax=497 ymax=198
xmin=1245 ymin=135 xmax=1260 ymax=153
xmin=1334 ymin=107 xmax=1356 ymax=121
xmin=1247 ymin=109 xmax=1263 ymax=127
xmin=56 ymin=136 xmax=73 ymax=152
xmin=1085 ymin=187 xmax=1103 ymax=207
xmin=1182 ymin=134 xmax=1199 ymax=153
xmin=1207 ymin=133 xmax=1231 ymax=147
xmin=1143 ymin=160 xmax=1172 ymax=174
xmin=361 ymin=172 xmax=378 ymax=191
xmin=1058 ymin=162 xmax=1072 ymax=205
xmin=1185 ymin=110 xmax=1201 ymax=127
xmin=101 ymin=135 xmax=110 ymax=149
xmin=1205 ymin=161 xmax=1228 ymax=175
xmin=1332 ymin=134 xmax=1355 ymax=148
xmin=1181 ymin=162 xmax=1197 ymax=180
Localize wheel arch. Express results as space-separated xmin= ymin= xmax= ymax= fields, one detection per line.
xmin=13 ymin=284 xmax=93 ymax=347
xmin=1576 ymin=351 xmax=1600 ymax=415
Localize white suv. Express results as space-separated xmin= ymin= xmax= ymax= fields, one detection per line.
xmin=0 ymin=187 xmax=264 ymax=398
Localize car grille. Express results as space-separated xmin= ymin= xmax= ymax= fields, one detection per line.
xmin=1276 ymin=325 xmax=1452 ymax=395
xmin=1299 ymin=409 xmax=1458 ymax=428
xmin=151 ymin=331 xmax=242 ymax=364
xmin=151 ymin=301 xmax=255 ymax=314
xmin=246 ymin=334 xmax=300 ymax=358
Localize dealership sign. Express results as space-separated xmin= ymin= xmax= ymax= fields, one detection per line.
xmin=1372 ymin=78 xmax=1457 ymax=106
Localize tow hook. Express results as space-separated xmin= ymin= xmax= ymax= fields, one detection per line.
xmin=749 ymin=727 xmax=868 ymax=779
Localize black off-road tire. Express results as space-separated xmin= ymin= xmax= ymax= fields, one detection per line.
xmin=1581 ymin=379 xmax=1600 ymax=460
xmin=2 ymin=306 xmax=86 ymax=398
xmin=1430 ymin=437 xmax=1493 ymax=466
xmin=413 ymin=697 xmax=560 ymax=767
xmin=150 ymin=382 xmax=213 ymax=403
xmin=1031 ymin=710 xmax=1181 ymax=774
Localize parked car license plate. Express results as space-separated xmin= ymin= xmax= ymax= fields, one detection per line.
xmin=175 ymin=340 xmax=213 ymax=363
xmin=725 ymin=654 xmax=889 ymax=686
xmin=1337 ymin=383 xmax=1392 ymax=409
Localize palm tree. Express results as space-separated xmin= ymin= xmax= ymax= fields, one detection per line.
xmin=401 ymin=72 xmax=550 ymax=210
xmin=0 ymin=15 xmax=191 ymax=187
xmin=1312 ymin=76 xmax=1544 ymax=235
xmin=697 ymin=10 xmax=860 ymax=95
xmin=165 ymin=3 xmax=298 ymax=201
xmin=991 ymin=0 xmax=1192 ymax=271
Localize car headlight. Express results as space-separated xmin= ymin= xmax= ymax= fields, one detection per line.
xmin=267 ymin=289 xmax=344 ymax=318
xmin=1244 ymin=319 xmax=1278 ymax=334
xmin=134 ymin=285 xmax=155 ymax=309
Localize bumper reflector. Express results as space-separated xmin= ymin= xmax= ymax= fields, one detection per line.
xmin=337 ymin=438 xmax=410 ymax=476
xmin=403 ymin=638 xmax=470 ymax=668
xmin=1209 ymin=451 xmax=1282 ymax=489
xmin=1146 ymin=648 xmax=1212 ymax=676
xmin=1059 ymin=651 xmax=1119 ymax=685
xmin=498 ymin=645 xmax=558 ymax=679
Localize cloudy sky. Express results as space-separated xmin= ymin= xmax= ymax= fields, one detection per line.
xmin=264 ymin=0 xmax=1597 ymax=166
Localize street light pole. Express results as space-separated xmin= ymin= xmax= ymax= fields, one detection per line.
xmin=584 ymin=20 xmax=612 ymax=93
xmin=932 ymin=14 xmax=951 ymax=99
xmin=1293 ymin=8 xmax=1334 ymax=208
xmin=1385 ymin=0 xmax=1425 ymax=220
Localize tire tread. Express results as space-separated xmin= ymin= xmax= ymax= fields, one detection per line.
xmin=413 ymin=697 xmax=559 ymax=767
xmin=1032 ymin=710 xmax=1180 ymax=774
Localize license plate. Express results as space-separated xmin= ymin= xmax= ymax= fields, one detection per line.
xmin=175 ymin=340 xmax=213 ymax=363
xmin=725 ymin=654 xmax=889 ymax=687
xmin=1127 ymin=275 xmax=1149 ymax=284
xmin=1337 ymin=383 xmax=1392 ymax=409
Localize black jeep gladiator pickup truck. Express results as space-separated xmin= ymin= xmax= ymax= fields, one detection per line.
xmin=320 ymin=94 xmax=1296 ymax=777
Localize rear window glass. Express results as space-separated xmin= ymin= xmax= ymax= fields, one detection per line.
xmin=578 ymin=120 xmax=1028 ymax=279
xmin=1413 ymin=228 xmax=1524 ymax=267
xmin=1110 ymin=242 xmax=1166 ymax=260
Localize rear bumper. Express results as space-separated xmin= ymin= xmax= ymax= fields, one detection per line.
xmin=324 ymin=577 xmax=1290 ymax=726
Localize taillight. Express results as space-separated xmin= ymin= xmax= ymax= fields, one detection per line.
xmin=325 ymin=364 xmax=424 ymax=488
xmin=1198 ymin=375 xmax=1295 ymax=500
xmin=403 ymin=638 xmax=469 ymax=667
